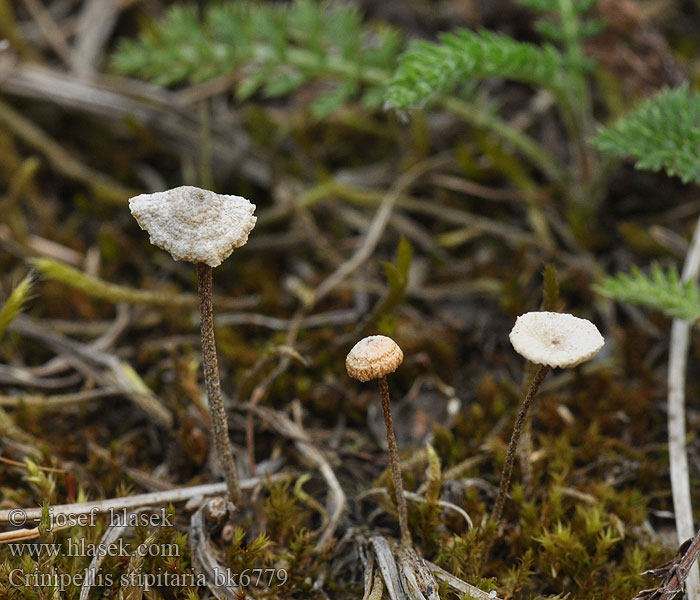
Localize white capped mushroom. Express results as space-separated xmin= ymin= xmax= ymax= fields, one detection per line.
xmin=129 ymin=184 xmax=255 ymax=506
xmin=129 ymin=185 xmax=257 ymax=267
xmin=346 ymin=335 xmax=404 ymax=383
xmin=509 ymin=311 xmax=604 ymax=368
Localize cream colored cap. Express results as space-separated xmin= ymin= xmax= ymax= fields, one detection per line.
xmin=129 ymin=186 xmax=257 ymax=268
xmin=509 ymin=311 xmax=604 ymax=368
xmin=346 ymin=335 xmax=404 ymax=382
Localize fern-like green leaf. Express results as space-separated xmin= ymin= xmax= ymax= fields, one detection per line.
xmin=385 ymin=28 xmax=567 ymax=109
xmin=594 ymin=84 xmax=700 ymax=184
xmin=111 ymin=1 xmax=401 ymax=116
xmin=598 ymin=264 xmax=700 ymax=322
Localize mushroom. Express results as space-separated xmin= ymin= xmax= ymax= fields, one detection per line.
xmin=130 ymin=185 xmax=256 ymax=507
xmin=491 ymin=311 xmax=604 ymax=523
xmin=346 ymin=335 xmax=411 ymax=547
xmin=509 ymin=311 xmax=604 ymax=368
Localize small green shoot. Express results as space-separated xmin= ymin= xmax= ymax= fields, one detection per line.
xmin=0 ymin=273 xmax=33 ymax=342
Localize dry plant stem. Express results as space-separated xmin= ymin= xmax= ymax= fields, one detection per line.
xmin=197 ymin=263 xmax=242 ymax=507
xmin=667 ymin=212 xmax=700 ymax=600
xmin=0 ymin=475 xmax=290 ymax=525
xmin=491 ymin=363 xmax=550 ymax=523
xmin=378 ymin=375 xmax=412 ymax=547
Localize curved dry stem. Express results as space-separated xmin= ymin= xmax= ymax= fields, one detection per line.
xmin=197 ymin=263 xmax=242 ymax=507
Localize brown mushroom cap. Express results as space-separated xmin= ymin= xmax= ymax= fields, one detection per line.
xmin=509 ymin=311 xmax=604 ymax=368
xmin=129 ymin=186 xmax=256 ymax=268
xmin=346 ymin=335 xmax=404 ymax=382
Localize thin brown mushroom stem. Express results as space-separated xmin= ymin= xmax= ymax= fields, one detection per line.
xmin=197 ymin=262 xmax=242 ymax=507
xmin=378 ymin=374 xmax=412 ymax=548
xmin=491 ymin=363 xmax=550 ymax=524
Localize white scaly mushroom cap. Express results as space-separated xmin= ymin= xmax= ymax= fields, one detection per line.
xmin=129 ymin=186 xmax=257 ymax=268
xmin=509 ymin=311 xmax=604 ymax=368
xmin=346 ymin=335 xmax=404 ymax=382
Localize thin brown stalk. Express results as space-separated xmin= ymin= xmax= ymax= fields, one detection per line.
xmin=197 ymin=263 xmax=242 ymax=507
xmin=491 ymin=363 xmax=550 ymax=524
xmin=378 ymin=375 xmax=412 ymax=547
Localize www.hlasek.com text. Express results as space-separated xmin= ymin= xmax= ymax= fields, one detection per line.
xmin=9 ymin=537 xmax=180 ymax=558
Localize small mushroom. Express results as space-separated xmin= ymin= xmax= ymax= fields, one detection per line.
xmin=130 ymin=185 xmax=257 ymax=507
xmin=509 ymin=311 xmax=604 ymax=368
xmin=346 ymin=335 xmax=412 ymax=547
xmin=346 ymin=335 xmax=404 ymax=382
xmin=491 ymin=311 xmax=604 ymax=523
xmin=129 ymin=185 xmax=256 ymax=268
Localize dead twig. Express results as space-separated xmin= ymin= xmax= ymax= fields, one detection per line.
xmin=634 ymin=529 xmax=700 ymax=600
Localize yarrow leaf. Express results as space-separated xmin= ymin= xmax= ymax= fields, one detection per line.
xmin=594 ymin=84 xmax=700 ymax=184
xmin=111 ymin=1 xmax=401 ymax=117
xmin=598 ymin=263 xmax=700 ymax=322
xmin=385 ymin=28 xmax=567 ymax=109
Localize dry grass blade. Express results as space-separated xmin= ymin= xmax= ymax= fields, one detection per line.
xmin=667 ymin=213 xmax=700 ymax=600
xmin=426 ymin=560 xmax=501 ymax=600
xmin=369 ymin=536 xmax=407 ymax=600
xmin=396 ymin=545 xmax=440 ymax=600
xmin=0 ymin=474 xmax=291 ymax=524
xmin=0 ymin=527 xmax=40 ymax=543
